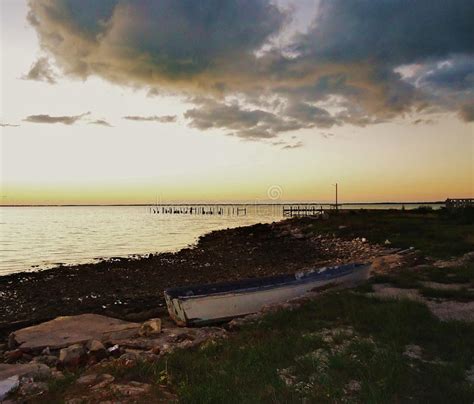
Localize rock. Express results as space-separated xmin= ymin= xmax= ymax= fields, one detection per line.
xmin=4 ymin=349 xmax=23 ymax=363
xmin=32 ymin=355 xmax=60 ymax=368
xmin=344 ymin=379 xmax=361 ymax=394
xmin=66 ymin=398 xmax=88 ymax=404
xmin=123 ymin=308 xmax=162 ymax=322
xmin=90 ymin=374 xmax=115 ymax=390
xmin=0 ymin=363 xmax=51 ymax=382
xmin=120 ymin=352 xmax=140 ymax=362
xmin=7 ymin=334 xmax=17 ymax=351
xmin=51 ymin=370 xmax=65 ymax=380
xmin=139 ymin=319 xmax=162 ymax=337
xmin=18 ymin=379 xmax=49 ymax=396
xmin=0 ymin=376 xmax=19 ymax=401
xmin=138 ymin=351 xmax=159 ymax=362
xmin=466 ymin=365 xmax=474 ymax=385
xmin=110 ymin=381 xmax=151 ymax=397
xmin=76 ymin=373 xmax=99 ymax=386
xmin=59 ymin=344 xmax=86 ymax=368
xmin=87 ymin=339 xmax=107 ymax=361
xmin=28 ymin=364 xmax=51 ymax=380
xmin=403 ymin=344 xmax=423 ymax=360
xmin=87 ymin=339 xmax=105 ymax=352
xmin=10 ymin=314 xmax=141 ymax=351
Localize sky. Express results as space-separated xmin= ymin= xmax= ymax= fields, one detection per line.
xmin=0 ymin=0 xmax=473 ymax=205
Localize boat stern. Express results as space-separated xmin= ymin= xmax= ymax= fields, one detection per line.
xmin=164 ymin=292 xmax=188 ymax=326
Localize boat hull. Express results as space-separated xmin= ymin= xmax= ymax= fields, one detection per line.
xmin=165 ymin=263 xmax=370 ymax=326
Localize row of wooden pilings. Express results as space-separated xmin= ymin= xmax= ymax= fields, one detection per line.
xmin=150 ymin=205 xmax=247 ymax=216
xmin=283 ymin=205 xmax=325 ymax=217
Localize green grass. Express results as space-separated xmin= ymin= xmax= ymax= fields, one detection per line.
xmin=303 ymin=208 xmax=474 ymax=258
xmin=420 ymin=264 xmax=474 ymax=284
xmin=33 ymin=291 xmax=474 ymax=403
xmin=421 ymin=287 xmax=474 ymax=302
xmin=138 ymin=292 xmax=474 ymax=403
xmin=371 ymin=263 xmax=474 ymax=292
xmin=33 ymin=372 xmax=78 ymax=404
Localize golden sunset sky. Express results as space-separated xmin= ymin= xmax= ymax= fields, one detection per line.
xmin=1 ymin=0 xmax=473 ymax=204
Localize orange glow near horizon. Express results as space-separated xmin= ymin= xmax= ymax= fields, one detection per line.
xmin=1 ymin=1 xmax=473 ymax=206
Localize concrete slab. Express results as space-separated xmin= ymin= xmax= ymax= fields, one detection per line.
xmin=11 ymin=314 xmax=141 ymax=351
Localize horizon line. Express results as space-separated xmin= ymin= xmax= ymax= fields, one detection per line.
xmin=0 ymin=201 xmax=448 ymax=207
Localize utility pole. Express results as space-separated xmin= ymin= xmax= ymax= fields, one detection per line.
xmin=333 ymin=183 xmax=338 ymax=211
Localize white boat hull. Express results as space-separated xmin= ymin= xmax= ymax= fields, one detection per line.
xmin=165 ymin=263 xmax=370 ymax=326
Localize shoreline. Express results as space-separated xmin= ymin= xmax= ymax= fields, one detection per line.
xmin=0 ymin=205 xmax=444 ymax=277
xmin=0 ymin=216 xmax=388 ymax=338
xmin=2 ymin=207 xmax=471 ymax=340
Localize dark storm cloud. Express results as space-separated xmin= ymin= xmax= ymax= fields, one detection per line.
xmin=27 ymin=0 xmax=474 ymax=141
xmin=23 ymin=57 xmax=56 ymax=84
xmin=295 ymin=0 xmax=474 ymax=64
xmin=24 ymin=112 xmax=89 ymax=125
xmin=28 ymin=0 xmax=285 ymax=82
xmin=419 ymin=57 xmax=474 ymax=92
xmin=124 ymin=115 xmax=177 ymax=123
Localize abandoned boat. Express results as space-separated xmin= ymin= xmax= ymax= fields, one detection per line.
xmin=164 ymin=262 xmax=371 ymax=326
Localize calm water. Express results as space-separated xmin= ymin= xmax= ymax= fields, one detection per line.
xmin=0 ymin=204 xmax=442 ymax=275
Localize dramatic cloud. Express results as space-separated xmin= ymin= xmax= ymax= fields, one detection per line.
xmin=459 ymin=104 xmax=474 ymax=122
xmin=124 ymin=115 xmax=177 ymax=123
xmin=295 ymin=0 xmax=474 ymax=65
xmin=285 ymin=102 xmax=338 ymax=129
xmin=28 ymin=0 xmax=285 ymax=85
xmin=27 ymin=0 xmax=474 ymax=141
xmin=23 ymin=57 xmax=56 ymax=84
xmin=89 ymin=119 xmax=113 ymax=127
xmin=185 ymin=99 xmax=316 ymax=140
xmin=24 ymin=112 xmax=89 ymax=125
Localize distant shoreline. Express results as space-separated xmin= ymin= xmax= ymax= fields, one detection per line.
xmin=0 ymin=201 xmax=446 ymax=207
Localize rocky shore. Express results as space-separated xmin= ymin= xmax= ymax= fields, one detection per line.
xmin=1 ymin=210 xmax=472 ymax=402
xmin=0 ymin=217 xmax=388 ymax=339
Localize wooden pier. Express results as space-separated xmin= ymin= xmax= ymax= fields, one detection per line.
xmin=150 ymin=205 xmax=247 ymax=216
xmin=445 ymin=198 xmax=474 ymax=210
xmin=283 ymin=204 xmax=324 ymax=217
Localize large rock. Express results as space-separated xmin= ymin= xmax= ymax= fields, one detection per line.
xmin=86 ymin=339 xmax=107 ymax=361
xmin=0 ymin=376 xmax=19 ymax=401
xmin=10 ymin=314 xmax=141 ymax=351
xmin=59 ymin=344 xmax=86 ymax=368
xmin=139 ymin=319 xmax=162 ymax=337
xmin=0 ymin=363 xmax=51 ymax=381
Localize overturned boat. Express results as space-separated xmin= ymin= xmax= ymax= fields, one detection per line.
xmin=164 ymin=262 xmax=371 ymax=326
